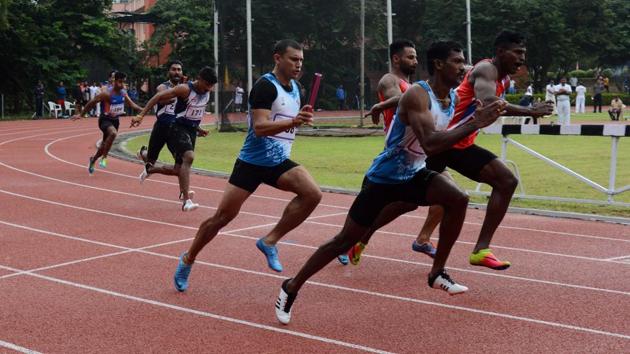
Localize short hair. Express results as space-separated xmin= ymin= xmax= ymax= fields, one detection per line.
xmin=113 ymin=71 xmax=127 ymax=80
xmin=494 ymin=30 xmax=525 ymax=49
xmin=199 ymin=66 xmax=218 ymax=84
xmin=426 ymin=41 xmax=463 ymax=75
xmin=389 ymin=39 xmax=415 ymax=61
xmin=167 ymin=60 xmax=183 ymax=69
xmin=273 ymin=39 xmax=303 ymax=55
xmin=109 ymin=70 xmax=118 ymax=77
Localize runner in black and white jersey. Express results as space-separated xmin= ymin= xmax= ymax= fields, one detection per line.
xmin=132 ymin=66 xmax=217 ymax=211
xmin=172 ymin=40 xmax=322 ymax=293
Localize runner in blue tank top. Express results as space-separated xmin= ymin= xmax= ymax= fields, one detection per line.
xmin=274 ymin=41 xmax=509 ymax=325
xmin=72 ymin=71 xmax=143 ymax=175
xmin=133 ymin=66 xmax=217 ymax=211
xmin=172 ymin=40 xmax=322 ymax=293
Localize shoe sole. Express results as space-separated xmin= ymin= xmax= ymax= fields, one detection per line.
xmin=470 ymin=262 xmax=511 ymax=271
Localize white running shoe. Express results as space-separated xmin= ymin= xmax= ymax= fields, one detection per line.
xmin=179 ymin=190 xmax=195 ymax=201
xmin=182 ymin=199 xmax=199 ymax=212
xmin=275 ymin=279 xmax=298 ymax=325
xmin=139 ymin=166 xmax=149 ymax=183
xmin=428 ymin=270 xmax=468 ymax=295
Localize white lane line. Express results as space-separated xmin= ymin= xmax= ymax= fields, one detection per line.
xmin=0 ymin=264 xmax=393 ymax=354
xmin=44 ymin=132 xmax=630 ymax=244
xmin=606 ymin=255 xmax=630 ymax=261
xmin=0 ymin=340 xmax=41 ymax=354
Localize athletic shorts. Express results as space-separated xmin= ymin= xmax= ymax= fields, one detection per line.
xmin=167 ymin=122 xmax=197 ymax=165
xmin=426 ymin=144 xmax=497 ymax=181
xmin=228 ymin=158 xmax=299 ymax=193
xmin=98 ymin=116 xmax=120 ymax=142
xmin=147 ymin=120 xmax=174 ymax=163
xmin=348 ymin=168 xmax=437 ymax=227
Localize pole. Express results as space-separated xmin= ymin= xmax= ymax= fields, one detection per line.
xmin=359 ymin=0 xmax=365 ymax=127
xmin=213 ymin=0 xmax=219 ymax=129
xmin=466 ymin=0 xmax=472 ymax=64
xmin=386 ymin=0 xmax=392 ymax=70
xmin=608 ymin=137 xmax=619 ymax=203
xmin=246 ymin=0 xmax=253 ymax=94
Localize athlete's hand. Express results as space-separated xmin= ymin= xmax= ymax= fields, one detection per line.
xmin=130 ymin=114 xmax=144 ymax=128
xmin=365 ymin=103 xmax=383 ymax=125
xmin=529 ymin=102 xmax=554 ymax=117
xmin=472 ymin=99 xmax=507 ymax=129
xmin=293 ymin=105 xmax=314 ymax=127
xmin=197 ymin=128 xmax=209 ymax=137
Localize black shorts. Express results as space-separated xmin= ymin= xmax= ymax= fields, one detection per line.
xmin=98 ymin=116 xmax=120 ymax=141
xmin=348 ymin=168 xmax=438 ymax=227
xmin=228 ymin=158 xmax=299 ymax=193
xmin=426 ymin=144 xmax=497 ymax=181
xmin=167 ymin=122 xmax=197 ymax=165
xmin=147 ymin=120 xmax=174 ymax=163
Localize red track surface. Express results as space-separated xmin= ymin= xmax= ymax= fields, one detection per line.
xmin=0 ymin=117 xmax=628 ymax=353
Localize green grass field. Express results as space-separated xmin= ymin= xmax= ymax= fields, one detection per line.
xmin=125 ymin=115 xmax=630 ymax=217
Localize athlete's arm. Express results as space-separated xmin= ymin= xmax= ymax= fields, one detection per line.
xmin=156 ymin=83 xmax=177 ymax=105
xmin=196 ymin=126 xmax=209 ymax=137
xmin=251 ymin=105 xmax=313 ymax=137
xmin=131 ymin=84 xmax=189 ymax=127
xmin=71 ymin=92 xmax=108 ymax=120
xmin=402 ymin=85 xmax=506 ymax=156
xmin=124 ymin=94 xmax=144 ymax=112
xmin=365 ymin=74 xmax=402 ymax=124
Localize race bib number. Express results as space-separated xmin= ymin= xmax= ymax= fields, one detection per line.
xmin=185 ymin=104 xmax=205 ymax=121
xmin=110 ymin=103 xmax=125 ymax=116
xmin=270 ymin=113 xmax=296 ymax=142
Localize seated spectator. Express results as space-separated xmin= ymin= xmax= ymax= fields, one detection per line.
xmin=608 ymin=96 xmax=625 ymax=121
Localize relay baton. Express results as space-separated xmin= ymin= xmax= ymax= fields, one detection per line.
xmin=308 ymin=73 xmax=323 ymax=108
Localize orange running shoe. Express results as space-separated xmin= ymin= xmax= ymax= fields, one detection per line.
xmin=469 ymin=249 xmax=511 ymax=270
xmin=348 ymin=242 xmax=366 ymax=265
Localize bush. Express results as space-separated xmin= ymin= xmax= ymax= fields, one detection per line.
xmin=568 ymin=69 xmax=591 ymax=78
xmin=602 ymin=68 xmax=614 ymax=78
xmin=504 ymin=93 xmax=630 ymax=106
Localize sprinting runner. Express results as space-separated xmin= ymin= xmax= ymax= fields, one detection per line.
xmin=71 ymin=71 xmax=143 ymax=174
xmin=274 ymin=41 xmax=508 ymax=325
xmin=172 ymin=39 xmax=321 ymax=292
xmin=135 ymin=61 xmax=192 ymax=199
xmin=132 ymin=66 xmax=217 ymax=211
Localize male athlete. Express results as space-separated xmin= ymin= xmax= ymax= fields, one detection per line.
xmin=72 ymin=71 xmax=143 ymax=174
xmin=275 ymin=41 xmax=508 ymax=325
xmin=172 ymin=39 xmax=323 ymax=292
xmin=132 ymin=66 xmax=217 ymax=211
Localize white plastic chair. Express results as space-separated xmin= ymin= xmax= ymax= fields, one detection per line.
xmin=47 ymin=101 xmax=62 ymax=118
xmin=64 ymin=101 xmax=75 ymax=116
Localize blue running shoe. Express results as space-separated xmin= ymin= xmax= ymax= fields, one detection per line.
xmin=412 ymin=241 xmax=437 ymax=258
xmin=337 ymin=253 xmax=349 ymax=265
xmin=88 ymin=156 xmax=96 ymax=175
xmin=173 ymin=252 xmax=193 ymax=292
xmin=256 ymin=238 xmax=283 ymax=272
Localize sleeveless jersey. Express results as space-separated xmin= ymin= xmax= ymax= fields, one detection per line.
xmin=378 ymin=78 xmax=410 ymax=133
xmin=238 ymin=73 xmax=301 ymax=167
xmin=156 ymin=81 xmax=177 ymax=124
xmin=366 ymin=81 xmax=456 ymax=184
xmin=174 ymin=81 xmax=210 ymax=127
xmin=449 ymin=59 xmax=509 ymax=149
xmin=100 ymin=87 xmax=127 ymax=119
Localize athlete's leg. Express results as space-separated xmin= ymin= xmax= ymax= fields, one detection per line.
xmin=93 ymin=126 xmax=117 ymax=160
xmin=178 ymin=150 xmax=194 ymax=201
xmin=262 ymin=165 xmax=322 ymax=245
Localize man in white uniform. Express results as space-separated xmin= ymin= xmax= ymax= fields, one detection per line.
xmin=575 ymin=82 xmax=586 ymax=114
xmin=554 ymin=77 xmax=572 ymax=124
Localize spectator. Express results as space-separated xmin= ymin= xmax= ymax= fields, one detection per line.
xmin=128 ymin=86 xmax=139 ymax=115
xmin=55 ymin=81 xmax=67 ymax=118
xmin=72 ymin=80 xmax=84 ymax=114
xmin=89 ymin=82 xmax=101 ymax=116
xmin=336 ymin=84 xmax=345 ymax=110
xmin=545 ymin=79 xmax=556 ymax=112
xmin=554 ymin=77 xmax=572 ymax=124
xmin=569 ymin=76 xmax=578 ymax=90
xmin=34 ymin=80 xmax=44 ymax=119
xmin=603 ymin=76 xmax=610 ymax=92
xmin=509 ymin=79 xmax=516 ymax=94
xmin=608 ymin=96 xmax=625 ymax=121
xmin=575 ymin=82 xmax=586 ymax=114
xmin=525 ymin=83 xmax=533 ymax=96
xmin=234 ymin=83 xmax=245 ymax=112
xmin=593 ymin=77 xmax=605 ymax=113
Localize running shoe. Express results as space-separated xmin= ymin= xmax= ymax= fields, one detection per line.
xmin=256 ymin=237 xmax=283 ymax=272
xmin=139 ymin=165 xmax=149 ymax=183
xmin=181 ymin=199 xmax=199 ymax=212
xmin=412 ymin=241 xmax=437 ymax=259
xmin=136 ymin=145 xmax=148 ymax=163
xmin=99 ymin=158 xmax=107 ymax=169
xmin=88 ymin=156 xmax=96 ymax=175
xmin=179 ymin=190 xmax=195 ymax=201
xmin=469 ymin=249 xmax=511 ymax=270
xmin=337 ymin=253 xmax=349 ymax=265
xmin=428 ymin=270 xmax=468 ymax=295
xmin=275 ymin=278 xmax=298 ymax=325
xmin=173 ymin=252 xmax=193 ymax=292
xmin=348 ymin=242 xmax=366 ymax=265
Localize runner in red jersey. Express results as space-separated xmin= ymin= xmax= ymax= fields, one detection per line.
xmin=365 ymin=40 xmax=417 ymax=133
xmin=419 ymin=30 xmax=553 ymax=270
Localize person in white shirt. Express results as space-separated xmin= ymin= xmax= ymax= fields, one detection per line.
xmin=554 ymin=77 xmax=572 ymax=124
xmin=234 ymin=84 xmax=245 ymax=112
xmin=526 ymin=83 xmax=533 ymax=96
xmin=575 ymin=83 xmax=586 ymax=114
xmin=88 ymin=82 xmax=101 ymax=116
xmin=545 ymin=80 xmax=556 ymax=103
